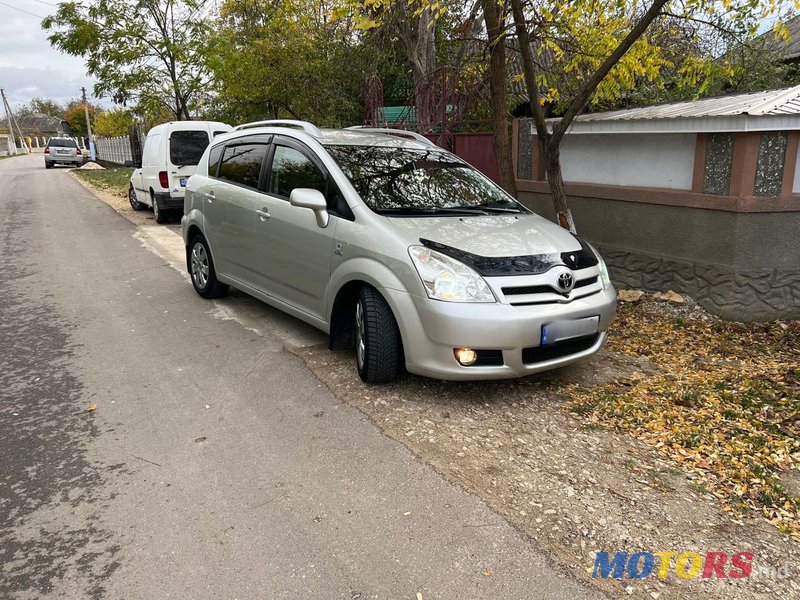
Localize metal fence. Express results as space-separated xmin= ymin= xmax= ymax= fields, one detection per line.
xmin=95 ymin=136 xmax=134 ymax=165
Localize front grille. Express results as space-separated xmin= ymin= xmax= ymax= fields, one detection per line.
xmin=502 ymin=276 xmax=598 ymax=297
xmin=521 ymin=334 xmax=600 ymax=364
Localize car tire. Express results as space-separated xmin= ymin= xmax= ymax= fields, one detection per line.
xmin=45 ymin=162 xmax=53 ymax=169
xmin=355 ymin=286 xmax=403 ymax=384
xmin=152 ymin=194 xmax=169 ymax=224
xmin=129 ymin=186 xmax=146 ymax=211
xmin=188 ymin=234 xmax=229 ymax=299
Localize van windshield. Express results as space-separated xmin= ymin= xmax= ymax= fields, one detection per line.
xmin=324 ymin=144 xmax=522 ymax=215
xmin=170 ymin=130 xmax=210 ymax=166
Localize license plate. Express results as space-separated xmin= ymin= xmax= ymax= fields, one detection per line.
xmin=541 ymin=316 xmax=599 ymax=345
xmin=180 ymin=178 xmax=188 ymax=187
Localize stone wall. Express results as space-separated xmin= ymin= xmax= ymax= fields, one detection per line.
xmin=519 ymin=188 xmax=800 ymax=322
xmin=599 ymin=246 xmax=800 ymax=322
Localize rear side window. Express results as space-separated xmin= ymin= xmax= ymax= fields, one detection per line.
xmin=269 ymin=146 xmax=326 ymax=198
xmin=48 ymin=138 xmax=76 ymax=148
xmin=170 ymin=130 xmax=210 ymax=166
xmin=207 ymin=144 xmax=224 ymax=177
xmin=218 ymin=144 xmax=268 ymax=188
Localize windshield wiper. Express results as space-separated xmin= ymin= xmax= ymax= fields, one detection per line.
xmin=472 ymin=205 xmax=522 ymax=213
xmin=375 ymin=206 xmax=486 ymax=216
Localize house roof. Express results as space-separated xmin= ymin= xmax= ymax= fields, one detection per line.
xmin=573 ymin=85 xmax=800 ymax=122
xmin=16 ymin=113 xmax=70 ymax=134
xmin=757 ymin=13 xmax=800 ymax=61
xmin=539 ymin=85 xmax=800 ymax=134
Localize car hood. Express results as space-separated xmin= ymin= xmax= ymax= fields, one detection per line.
xmin=385 ymin=213 xmax=581 ymax=257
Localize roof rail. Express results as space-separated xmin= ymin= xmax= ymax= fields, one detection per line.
xmin=345 ymin=126 xmax=437 ymax=147
xmin=232 ymin=120 xmax=321 ymax=137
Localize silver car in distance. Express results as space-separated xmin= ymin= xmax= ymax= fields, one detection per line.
xmin=181 ymin=120 xmax=616 ymax=383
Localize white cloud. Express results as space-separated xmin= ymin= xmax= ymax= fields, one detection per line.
xmin=0 ymin=1 xmax=110 ymax=109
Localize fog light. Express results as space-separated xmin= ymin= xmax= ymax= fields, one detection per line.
xmin=454 ymin=348 xmax=478 ymax=366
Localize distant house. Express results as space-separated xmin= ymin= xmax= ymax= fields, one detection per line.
xmin=514 ymin=85 xmax=800 ymax=321
xmin=760 ymin=14 xmax=800 ymax=65
xmin=15 ymin=113 xmax=72 ymax=137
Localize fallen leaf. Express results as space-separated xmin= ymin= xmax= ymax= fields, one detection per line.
xmin=85 ymin=404 xmax=96 ymax=412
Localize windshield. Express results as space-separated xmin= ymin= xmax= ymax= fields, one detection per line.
xmin=170 ymin=130 xmax=210 ymax=166
xmin=324 ymin=145 xmax=522 ymax=214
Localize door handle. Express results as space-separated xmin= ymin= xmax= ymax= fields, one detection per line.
xmin=256 ymin=208 xmax=271 ymax=220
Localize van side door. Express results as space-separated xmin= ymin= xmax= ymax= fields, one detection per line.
xmin=137 ymin=132 xmax=161 ymax=204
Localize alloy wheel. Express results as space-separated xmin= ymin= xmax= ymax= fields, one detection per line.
xmin=191 ymin=242 xmax=209 ymax=289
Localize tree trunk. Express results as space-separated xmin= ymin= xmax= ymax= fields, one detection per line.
xmin=400 ymin=6 xmax=436 ymax=131
xmin=482 ymin=0 xmax=516 ymax=196
xmin=540 ymin=141 xmax=576 ymax=232
xmin=510 ymin=0 xmax=668 ymax=234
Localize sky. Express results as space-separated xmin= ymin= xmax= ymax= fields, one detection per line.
xmin=0 ymin=0 xmax=106 ymax=112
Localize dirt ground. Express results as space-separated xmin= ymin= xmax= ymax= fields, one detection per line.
xmin=73 ymin=169 xmax=800 ymax=599
xmin=293 ymin=343 xmax=800 ymax=599
xmin=68 ymin=168 xmax=177 ymax=228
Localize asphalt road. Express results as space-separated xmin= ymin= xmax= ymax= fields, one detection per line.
xmin=0 ymin=154 xmax=601 ymax=599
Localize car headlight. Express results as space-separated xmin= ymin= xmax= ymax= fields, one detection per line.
xmin=588 ymin=244 xmax=611 ymax=289
xmin=408 ymin=245 xmax=495 ymax=303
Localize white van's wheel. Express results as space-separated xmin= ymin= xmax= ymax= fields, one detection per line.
xmin=152 ymin=193 xmax=169 ymax=224
xmin=355 ymin=286 xmax=403 ymax=384
xmin=129 ymin=186 xmax=145 ymax=211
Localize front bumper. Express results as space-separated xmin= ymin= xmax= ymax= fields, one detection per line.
xmin=384 ymin=285 xmax=617 ymax=380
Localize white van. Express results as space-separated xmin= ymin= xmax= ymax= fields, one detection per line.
xmin=129 ymin=121 xmax=231 ymax=223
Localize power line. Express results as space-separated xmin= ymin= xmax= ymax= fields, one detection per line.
xmin=0 ymin=0 xmax=46 ymax=18
xmin=26 ymin=0 xmax=57 ymax=7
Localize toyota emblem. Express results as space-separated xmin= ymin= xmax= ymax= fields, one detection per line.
xmin=556 ymin=271 xmax=575 ymax=292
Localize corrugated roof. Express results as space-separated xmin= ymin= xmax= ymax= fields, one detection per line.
xmin=570 ymin=85 xmax=800 ymax=123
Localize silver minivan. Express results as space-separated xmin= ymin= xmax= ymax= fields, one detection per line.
xmin=182 ymin=121 xmax=616 ymax=383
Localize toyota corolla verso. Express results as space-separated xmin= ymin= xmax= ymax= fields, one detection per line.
xmin=181 ymin=121 xmax=616 ymax=383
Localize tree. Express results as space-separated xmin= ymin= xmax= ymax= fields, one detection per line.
xmin=341 ymin=0 xmax=520 ymax=192
xmin=43 ymin=0 xmax=211 ymax=120
xmin=509 ymin=0 xmax=791 ymax=232
xmin=63 ymin=100 xmax=97 ymax=138
xmin=209 ymin=0 xmax=373 ymax=126
xmin=95 ymin=108 xmax=135 ymax=137
xmin=481 ymin=0 xmax=515 ymax=194
xmin=16 ymin=98 xmax=65 ymax=119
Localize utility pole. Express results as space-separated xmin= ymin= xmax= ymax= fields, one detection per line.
xmin=0 ymin=89 xmax=19 ymax=155
xmin=8 ymin=102 xmax=29 ymax=154
xmin=81 ymin=87 xmax=96 ymax=161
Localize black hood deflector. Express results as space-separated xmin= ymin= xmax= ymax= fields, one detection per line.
xmin=419 ymin=236 xmax=598 ymax=277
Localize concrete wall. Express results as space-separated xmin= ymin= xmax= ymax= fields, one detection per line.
xmin=519 ymin=190 xmax=800 ymax=321
xmin=0 ymin=134 xmax=15 ymax=155
xmin=558 ymin=133 xmax=696 ymax=190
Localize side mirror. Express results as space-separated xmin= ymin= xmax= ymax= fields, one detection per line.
xmin=290 ymin=188 xmax=329 ymax=228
